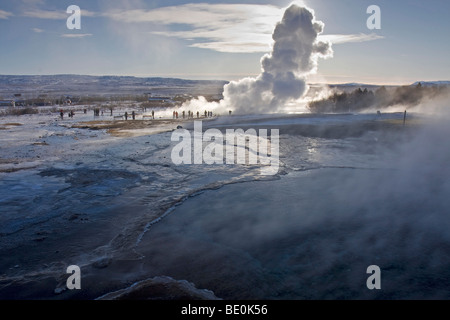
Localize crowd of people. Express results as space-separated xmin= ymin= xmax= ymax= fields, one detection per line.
xmin=57 ymin=107 xmax=230 ymax=121
xmin=172 ymin=110 xmax=215 ymax=119
xmin=59 ymin=109 xmax=74 ymax=119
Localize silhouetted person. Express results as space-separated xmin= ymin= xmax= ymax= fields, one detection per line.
xmin=125 ymin=112 xmax=128 ymax=120
xmin=132 ymin=111 xmax=135 ymax=120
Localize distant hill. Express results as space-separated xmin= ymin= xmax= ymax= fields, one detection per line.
xmin=0 ymin=74 xmax=228 ymax=98
xmin=0 ymin=74 xmax=448 ymax=99
xmin=327 ymin=83 xmax=383 ymax=92
xmin=330 ymin=82 xmax=381 ymax=88
xmin=412 ymin=81 xmax=450 ymax=87
xmin=326 ymin=81 xmax=450 ymax=89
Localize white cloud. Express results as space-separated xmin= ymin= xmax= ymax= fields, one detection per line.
xmin=189 ymin=41 xmax=272 ymax=54
xmin=23 ymin=8 xmax=96 ymax=19
xmin=61 ymin=33 xmax=93 ymax=38
xmin=104 ymin=3 xmax=284 ymax=53
xmin=80 ymin=9 xmax=96 ymax=18
xmin=23 ymin=8 xmax=66 ymax=19
xmin=152 ymin=28 xmax=274 ymax=53
xmin=0 ymin=9 xmax=13 ymax=19
xmin=102 ymin=3 xmax=383 ymax=54
xmin=319 ymin=33 xmax=384 ymax=44
xmin=153 ymin=29 xmax=383 ymax=54
xmin=32 ymin=27 xmax=44 ymax=33
xmin=17 ymin=3 xmax=384 ymax=53
xmin=103 ymin=3 xmax=283 ymax=26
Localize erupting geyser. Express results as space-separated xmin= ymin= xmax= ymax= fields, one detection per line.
xmin=182 ymin=4 xmax=333 ymax=114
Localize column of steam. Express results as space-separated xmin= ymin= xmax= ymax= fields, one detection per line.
xmin=220 ymin=4 xmax=333 ymax=114
xmin=180 ymin=4 xmax=333 ymax=115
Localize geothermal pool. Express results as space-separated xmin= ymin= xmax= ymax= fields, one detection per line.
xmin=1 ymin=111 xmax=449 ymax=299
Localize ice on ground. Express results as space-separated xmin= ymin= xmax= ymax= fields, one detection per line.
xmin=0 ymin=110 xmax=447 ymax=299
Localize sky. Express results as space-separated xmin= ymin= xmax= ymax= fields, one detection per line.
xmin=0 ymin=0 xmax=449 ymax=85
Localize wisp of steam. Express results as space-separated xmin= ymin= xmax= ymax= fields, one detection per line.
xmin=182 ymin=4 xmax=333 ymax=114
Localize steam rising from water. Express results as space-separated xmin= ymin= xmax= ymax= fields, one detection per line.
xmin=181 ymin=4 xmax=332 ymax=114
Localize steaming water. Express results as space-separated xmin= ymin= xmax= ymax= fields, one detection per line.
xmin=133 ymin=112 xmax=450 ymax=299
xmin=138 ymin=167 xmax=450 ymax=299
xmin=1 ymin=111 xmax=449 ymax=299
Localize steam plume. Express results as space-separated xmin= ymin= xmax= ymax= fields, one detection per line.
xmin=182 ymin=4 xmax=332 ymax=114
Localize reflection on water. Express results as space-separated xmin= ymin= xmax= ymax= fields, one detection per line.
xmin=137 ymin=166 xmax=450 ymax=299
xmin=2 ymin=112 xmax=449 ymax=299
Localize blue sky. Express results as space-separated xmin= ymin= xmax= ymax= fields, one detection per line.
xmin=0 ymin=0 xmax=449 ymax=84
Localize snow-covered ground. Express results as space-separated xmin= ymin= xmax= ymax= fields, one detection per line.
xmin=0 ymin=109 xmax=449 ymax=299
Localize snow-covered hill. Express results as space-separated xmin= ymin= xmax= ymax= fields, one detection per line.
xmin=0 ymin=74 xmax=228 ymax=97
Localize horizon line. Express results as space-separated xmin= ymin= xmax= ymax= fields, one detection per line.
xmin=0 ymin=73 xmax=448 ymax=87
